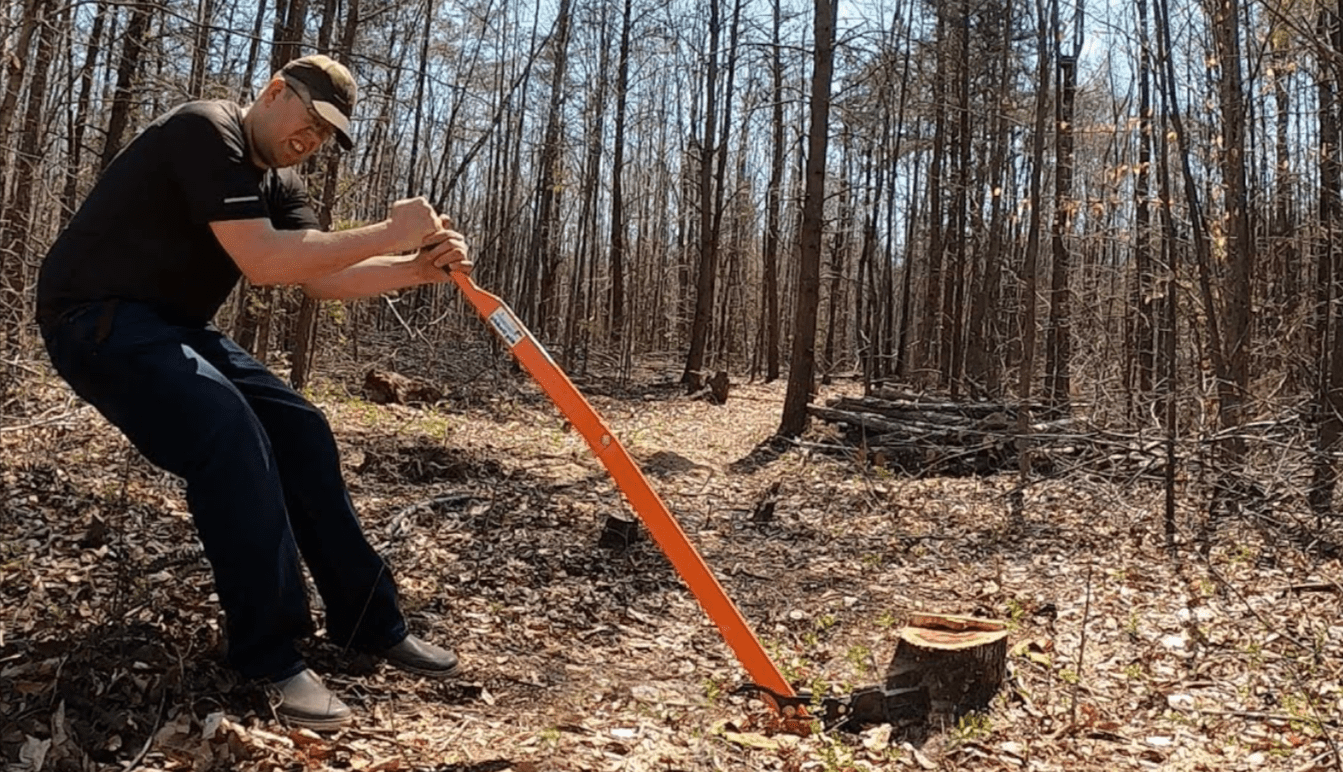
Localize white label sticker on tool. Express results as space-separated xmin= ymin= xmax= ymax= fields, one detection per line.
xmin=488 ymin=308 xmax=525 ymax=347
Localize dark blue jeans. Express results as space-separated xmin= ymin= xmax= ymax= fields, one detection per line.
xmin=40 ymin=301 xmax=407 ymax=680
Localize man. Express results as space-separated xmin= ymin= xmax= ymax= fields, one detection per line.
xmin=36 ymin=54 xmax=471 ymax=730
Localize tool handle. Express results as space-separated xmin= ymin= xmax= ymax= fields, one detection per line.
xmin=449 ymin=271 xmax=794 ymax=701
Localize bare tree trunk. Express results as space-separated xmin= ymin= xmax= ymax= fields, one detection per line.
xmin=270 ymin=0 xmax=309 ymax=70
xmin=779 ymin=0 xmax=836 ymax=437
xmin=0 ymin=0 xmax=42 ymax=195
xmin=0 ymin=0 xmax=54 ymax=350
xmin=858 ymin=149 xmax=879 ymax=392
xmin=564 ymin=13 xmax=609 ymax=366
xmin=1156 ymin=100 xmax=1180 ymax=552
xmin=240 ymin=0 xmax=269 ymax=98
xmin=314 ymin=0 xmax=336 ymax=53
xmin=608 ymin=0 xmax=633 ymax=343
xmin=966 ymin=0 xmax=1013 ymax=398
xmin=1204 ymin=0 xmax=1253 ymax=462
xmin=60 ymin=0 xmax=108 ymax=225
xmin=1013 ymin=0 xmax=1052 ymax=516
xmin=821 ymin=167 xmax=850 ymax=384
xmin=1128 ymin=0 xmax=1155 ymax=416
xmin=1319 ymin=198 xmax=1343 ymax=519
xmin=682 ymin=1 xmax=722 ymax=390
xmin=880 ymin=6 xmax=913 ymax=386
xmin=1046 ymin=51 xmax=1076 ymax=410
xmin=715 ymin=153 xmax=747 ymax=369
xmin=916 ymin=6 xmax=947 ymax=385
xmin=945 ymin=1 xmax=970 ymax=396
xmin=761 ymin=0 xmax=785 ymax=382
xmin=523 ymin=0 xmax=571 ymax=336
xmin=683 ymin=0 xmax=742 ymax=389
xmin=1154 ymin=0 xmax=1233 ymax=523
xmin=1153 ymin=0 xmax=1223 ymax=377
xmin=236 ymin=0 xmax=308 ymax=357
xmin=188 ymin=0 xmax=215 ymax=97
xmin=100 ymin=0 xmax=157 ymax=171
xmin=1311 ymin=7 xmax=1343 ymax=517
xmin=404 ymin=0 xmax=433 ymax=198
xmin=894 ymin=153 xmax=921 ymax=379
xmin=290 ymin=0 xmax=359 ymax=391
xmin=1270 ymin=58 xmax=1297 ymax=323
xmin=880 ymin=170 xmax=897 ymax=384
xmin=289 ymin=291 xmax=322 ymax=391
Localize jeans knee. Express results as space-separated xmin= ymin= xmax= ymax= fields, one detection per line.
xmin=159 ymin=383 xmax=273 ymax=479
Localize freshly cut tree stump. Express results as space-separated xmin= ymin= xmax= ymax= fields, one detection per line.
xmin=884 ymin=613 xmax=1008 ymax=718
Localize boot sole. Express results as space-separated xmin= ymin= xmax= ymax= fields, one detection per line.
xmin=388 ymin=661 xmax=463 ymax=679
xmin=277 ymin=710 xmax=354 ymax=731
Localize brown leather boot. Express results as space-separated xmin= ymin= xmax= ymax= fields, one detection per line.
xmin=269 ymin=669 xmax=353 ymax=730
xmin=380 ymin=635 xmax=461 ymax=678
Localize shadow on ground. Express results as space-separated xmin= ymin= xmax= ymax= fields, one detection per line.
xmin=727 ymin=436 xmax=792 ymax=474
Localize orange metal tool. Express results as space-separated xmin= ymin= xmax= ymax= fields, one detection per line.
xmin=450 ymin=271 xmax=795 ymax=702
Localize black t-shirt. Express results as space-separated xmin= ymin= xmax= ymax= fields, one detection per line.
xmin=37 ymin=100 xmax=319 ymax=327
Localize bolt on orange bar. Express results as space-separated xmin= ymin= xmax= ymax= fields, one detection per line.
xmin=450 ymin=271 xmax=795 ymax=704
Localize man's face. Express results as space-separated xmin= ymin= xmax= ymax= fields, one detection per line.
xmin=253 ymin=79 xmax=336 ymax=168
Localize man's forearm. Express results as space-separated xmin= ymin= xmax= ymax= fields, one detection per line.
xmin=213 ymin=219 xmax=403 ymax=286
xmin=213 ymin=197 xmax=444 ymax=286
xmin=272 ymin=224 xmax=400 ymax=285
xmin=301 ymin=254 xmax=426 ymax=300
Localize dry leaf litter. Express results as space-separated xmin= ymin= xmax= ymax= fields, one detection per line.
xmin=3 ymin=359 xmax=1343 ymax=771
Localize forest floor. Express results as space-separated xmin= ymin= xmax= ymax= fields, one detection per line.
xmin=5 ymin=340 xmax=1343 ymax=771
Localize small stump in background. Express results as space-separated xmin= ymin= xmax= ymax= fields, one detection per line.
xmin=363 ymin=368 xmax=443 ymax=405
xmin=708 ymin=370 xmax=730 ymax=404
xmin=884 ymin=613 xmax=1007 ymax=718
xmin=598 ymin=514 xmax=641 ymax=550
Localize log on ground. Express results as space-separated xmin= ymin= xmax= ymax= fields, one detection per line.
xmin=363 ymin=368 xmax=444 ymax=405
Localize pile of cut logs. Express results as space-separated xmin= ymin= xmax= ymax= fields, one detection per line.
xmin=806 ymin=388 xmax=1079 ymax=477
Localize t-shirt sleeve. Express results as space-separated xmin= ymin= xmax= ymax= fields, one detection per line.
xmin=268 ymin=169 xmax=322 ymax=232
xmin=162 ymin=108 xmax=269 ymax=224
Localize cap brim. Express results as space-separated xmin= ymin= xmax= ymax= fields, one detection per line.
xmin=311 ymin=100 xmax=353 ymax=150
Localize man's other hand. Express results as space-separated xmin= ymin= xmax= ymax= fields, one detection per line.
xmin=386 ymin=197 xmax=442 ymax=253
xmin=412 ymin=215 xmax=471 ymax=284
